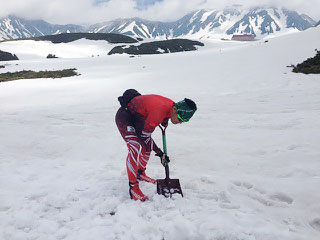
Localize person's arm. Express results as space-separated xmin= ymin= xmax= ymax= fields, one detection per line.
xmin=139 ymin=123 xmax=170 ymax=166
xmin=139 ymin=106 xmax=167 ymax=154
xmin=143 ymin=106 xmax=167 ymax=133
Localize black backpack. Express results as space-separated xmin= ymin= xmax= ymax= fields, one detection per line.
xmin=118 ymin=89 xmax=141 ymax=109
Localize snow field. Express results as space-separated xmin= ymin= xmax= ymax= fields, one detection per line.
xmin=0 ymin=27 xmax=320 ymax=239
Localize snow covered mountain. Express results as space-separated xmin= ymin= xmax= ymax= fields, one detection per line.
xmin=225 ymin=7 xmax=317 ymax=38
xmin=0 ymin=6 xmax=317 ymax=40
xmin=88 ymin=6 xmax=317 ymax=39
xmin=87 ymin=18 xmax=174 ymax=39
xmin=0 ymin=15 xmax=84 ymax=40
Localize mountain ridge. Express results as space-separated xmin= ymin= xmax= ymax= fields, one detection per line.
xmin=0 ymin=6 xmax=317 ymax=40
xmin=0 ymin=15 xmax=84 ymax=40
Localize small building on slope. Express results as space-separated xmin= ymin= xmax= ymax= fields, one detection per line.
xmin=231 ymin=34 xmax=255 ymax=41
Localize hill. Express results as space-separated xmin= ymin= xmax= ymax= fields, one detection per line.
xmin=108 ymin=39 xmax=204 ymax=55
xmin=32 ymin=32 xmax=138 ymax=44
xmin=0 ymin=50 xmax=19 ymax=61
xmin=293 ymin=50 xmax=320 ymax=74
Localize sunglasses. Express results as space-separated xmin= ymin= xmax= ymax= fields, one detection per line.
xmin=177 ymin=113 xmax=188 ymax=122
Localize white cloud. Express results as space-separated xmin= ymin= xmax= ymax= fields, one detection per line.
xmin=0 ymin=0 xmax=319 ymax=25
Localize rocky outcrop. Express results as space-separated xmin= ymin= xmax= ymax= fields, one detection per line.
xmin=33 ymin=33 xmax=138 ymax=44
xmin=108 ymin=39 xmax=204 ymax=55
xmin=0 ymin=50 xmax=19 ymax=61
xmin=293 ymin=50 xmax=320 ymax=74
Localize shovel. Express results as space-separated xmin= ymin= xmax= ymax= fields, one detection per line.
xmin=157 ymin=126 xmax=183 ymax=198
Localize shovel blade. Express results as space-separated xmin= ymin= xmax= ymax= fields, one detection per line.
xmin=157 ymin=178 xmax=183 ymax=198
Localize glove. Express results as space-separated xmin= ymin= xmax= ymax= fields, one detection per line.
xmin=161 ymin=118 xmax=169 ymax=128
xmin=155 ymin=150 xmax=170 ymax=167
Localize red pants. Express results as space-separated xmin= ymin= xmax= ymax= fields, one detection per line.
xmin=115 ymin=107 xmax=154 ymax=183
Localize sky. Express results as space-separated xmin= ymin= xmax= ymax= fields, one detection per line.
xmin=0 ymin=0 xmax=319 ymax=25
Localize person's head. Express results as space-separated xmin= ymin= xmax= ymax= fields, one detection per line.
xmin=170 ymin=98 xmax=197 ymax=124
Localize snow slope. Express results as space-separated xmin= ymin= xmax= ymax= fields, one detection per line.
xmin=0 ymin=27 xmax=320 ymax=240
xmin=0 ymin=39 xmax=117 ymax=60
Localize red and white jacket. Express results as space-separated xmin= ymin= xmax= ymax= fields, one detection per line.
xmin=128 ymin=94 xmax=174 ymax=153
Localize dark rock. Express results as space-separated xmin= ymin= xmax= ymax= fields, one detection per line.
xmin=47 ymin=54 xmax=58 ymax=58
xmin=108 ymin=39 xmax=204 ymax=55
xmin=0 ymin=50 xmax=19 ymax=61
xmin=292 ymin=50 xmax=320 ymax=74
xmin=32 ymin=32 xmax=138 ymax=44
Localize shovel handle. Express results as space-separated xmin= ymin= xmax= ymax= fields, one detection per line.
xmin=159 ymin=126 xmax=170 ymax=180
xmin=159 ymin=126 xmax=168 ymax=155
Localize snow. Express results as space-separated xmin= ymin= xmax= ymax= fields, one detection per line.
xmin=200 ymin=10 xmax=215 ymax=23
xmin=189 ymin=10 xmax=201 ymax=25
xmin=156 ymin=48 xmax=165 ymax=54
xmin=33 ymin=26 xmax=44 ymax=36
xmin=0 ymin=39 xmax=117 ymax=59
xmin=122 ymin=21 xmax=136 ymax=33
xmin=1 ymin=27 xmax=320 ymax=240
xmin=95 ymin=25 xmax=108 ymax=33
xmin=140 ymin=24 xmax=151 ymax=38
xmin=4 ymin=18 xmax=14 ymax=33
xmin=195 ymin=10 xmax=248 ymax=40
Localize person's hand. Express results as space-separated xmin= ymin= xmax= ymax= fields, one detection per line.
xmin=155 ymin=151 xmax=170 ymax=167
xmin=161 ymin=118 xmax=169 ymax=128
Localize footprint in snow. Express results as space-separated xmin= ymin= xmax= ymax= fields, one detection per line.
xmin=200 ymin=176 xmax=215 ymax=184
xmin=219 ymin=203 xmax=240 ymax=210
xmin=231 ymin=181 xmax=293 ymax=206
xmin=232 ymin=181 xmax=253 ymax=189
xmin=268 ymin=192 xmax=294 ymax=204
xmin=310 ymin=218 xmax=320 ymax=231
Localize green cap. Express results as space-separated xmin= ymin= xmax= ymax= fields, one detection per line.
xmin=174 ymin=98 xmax=197 ymax=122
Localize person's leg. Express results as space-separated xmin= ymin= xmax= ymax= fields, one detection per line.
xmin=137 ymin=148 xmax=157 ymax=184
xmin=131 ymin=115 xmax=156 ymax=184
xmin=138 ymin=150 xmax=150 ymax=170
xmin=115 ymin=108 xmax=148 ymax=201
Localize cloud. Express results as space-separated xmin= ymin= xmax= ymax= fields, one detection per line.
xmin=0 ymin=0 xmax=319 ymax=25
